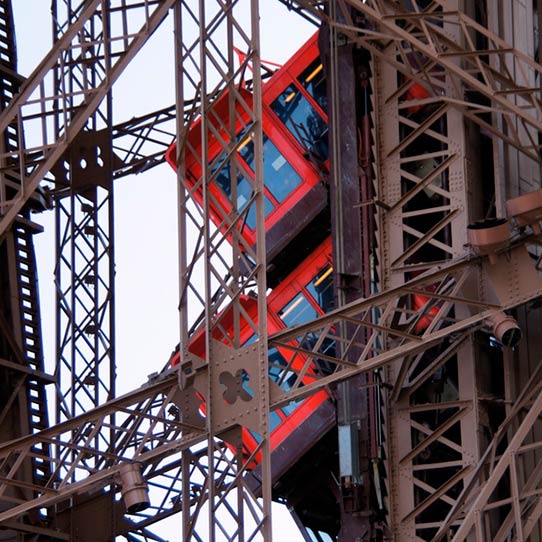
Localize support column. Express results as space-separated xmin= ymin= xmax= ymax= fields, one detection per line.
xmin=370 ymin=2 xmax=482 ymax=540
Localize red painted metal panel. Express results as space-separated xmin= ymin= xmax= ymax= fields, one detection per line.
xmin=165 ymin=32 xmax=327 ymax=253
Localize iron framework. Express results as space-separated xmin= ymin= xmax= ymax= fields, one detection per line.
xmin=1 ymin=1 xmax=542 ymax=541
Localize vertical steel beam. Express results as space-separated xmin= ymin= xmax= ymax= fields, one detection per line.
xmin=368 ymin=1 xmax=482 ymax=540
xmin=52 ymin=1 xmax=115 ymax=467
xmin=0 ymin=0 xmax=52 ymax=509
xmin=175 ymin=1 xmax=271 ymax=539
xmin=324 ymin=2 xmax=381 ymax=538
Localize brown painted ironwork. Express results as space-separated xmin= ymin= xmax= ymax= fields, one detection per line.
xmin=2 ymin=1 xmax=542 ymax=541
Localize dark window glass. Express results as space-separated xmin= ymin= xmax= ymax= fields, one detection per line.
xmin=211 ymin=154 xmax=273 ymax=229
xmin=239 ymin=132 xmax=302 ymax=203
xmin=212 ymin=158 xmax=234 ymax=196
xmin=306 ymin=265 xmax=334 ymax=313
xmin=211 ymin=157 xmax=253 ymax=209
xmin=305 ymin=265 xmax=335 ymax=375
xmin=298 ymin=59 xmax=327 ymax=113
xmin=268 ymin=347 xmax=288 ymax=386
xmin=249 ymin=409 xmax=282 ymax=440
xmin=300 ymin=332 xmax=336 ymax=376
xmin=243 ymin=194 xmax=274 ymax=230
xmin=269 ymin=348 xmax=295 ymax=390
xmin=278 ymin=293 xmax=318 ymax=328
xmin=269 ymin=347 xmax=301 ymax=415
xmin=271 ymin=83 xmax=328 ymax=160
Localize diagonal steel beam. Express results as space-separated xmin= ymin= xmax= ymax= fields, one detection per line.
xmin=447 ymin=382 xmax=542 ymax=541
xmin=0 ymin=232 xmax=539 ymax=526
xmin=292 ymin=0 xmax=542 ymax=158
xmin=0 ymin=0 xmax=176 ymax=238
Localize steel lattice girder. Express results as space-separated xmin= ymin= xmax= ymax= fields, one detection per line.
xmin=174 ymin=0 xmax=273 ymax=539
xmin=291 ymin=0 xmax=542 ymax=160
xmin=0 ymin=233 xmax=540 ymax=527
xmin=434 ymin=359 xmax=542 ymax=541
xmin=0 ymin=0 xmax=177 ymax=238
xmin=3 ymin=0 xmax=542 ymax=540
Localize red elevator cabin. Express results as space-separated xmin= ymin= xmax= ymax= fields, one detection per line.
xmin=165 ymin=29 xmax=440 ymax=540
xmin=170 ymin=237 xmax=335 ymax=466
xmin=166 ymin=32 xmax=330 ymax=283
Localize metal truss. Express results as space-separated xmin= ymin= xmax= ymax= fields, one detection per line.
xmin=267 ymin=239 xmax=542 ymax=402
xmin=0 ymin=2 xmax=178 ymax=539
xmin=54 ymin=98 xmax=206 ymax=440
xmin=280 ymin=0 xmax=542 ymax=540
xmin=0 ymin=231 xmax=540 ymax=529
xmin=54 ymin=185 xmax=115 ymax=424
xmin=0 ymin=371 xmax=204 ymax=523
xmin=173 ymin=0 xmax=273 ymax=539
xmin=3 ymin=1 xmax=542 ymax=541
xmin=50 ymin=0 xmax=111 ymax=474
xmin=112 ymin=105 xmax=176 ymax=179
xmin=0 ymin=0 xmax=177 ymax=239
xmin=434 ymin=359 xmax=542 ymax=541
xmin=0 ymin=370 xmax=270 ymax=542
xmin=50 ymin=0 xmax=117 ymax=427
xmin=366 ymin=3 xmax=480 ymax=536
xmin=292 ymin=0 xmax=542 ymax=161
xmin=284 ymin=1 xmax=542 ymax=540
xmin=0 ymin=2 xmax=53 ymax=526
xmin=0 ymin=0 xmax=273 ymax=539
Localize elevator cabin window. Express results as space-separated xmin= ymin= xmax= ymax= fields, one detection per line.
xmin=270 ymin=83 xmax=328 ymax=161
xmin=242 ymin=237 xmax=334 ymax=458
xmin=168 ymin=238 xmax=335 ymax=464
xmin=276 ymin=256 xmax=334 ymax=327
xmin=165 ymin=31 xmax=327 ymax=248
xmin=211 ymin=131 xmax=304 ymax=230
xmin=270 ymin=237 xmax=335 ymax=374
xmin=265 ymin=34 xmax=328 ymax=162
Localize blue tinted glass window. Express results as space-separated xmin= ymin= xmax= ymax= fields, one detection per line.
xmin=269 ymin=347 xmax=301 ymax=415
xmin=248 ymin=411 xmax=283 ymax=440
xmin=211 ymin=157 xmax=253 ymax=209
xmin=212 ymin=158 xmax=233 ymax=196
xmin=306 ymin=266 xmax=334 ymax=313
xmin=281 ymin=399 xmax=302 ymax=416
xmin=268 ymin=347 xmax=288 ymax=385
xmin=243 ymin=194 xmax=274 ymax=230
xmin=239 ymin=132 xmax=302 ymax=203
xmin=278 ymin=293 xmax=318 ymax=328
xmin=263 ymin=139 xmax=303 ymax=202
xmin=269 ymin=348 xmax=299 ymax=390
xmin=211 ymin=155 xmax=273 ymax=229
xmin=270 ymin=410 xmax=282 ymax=431
xmin=271 ymin=83 xmax=328 ymax=160
xmin=298 ymin=59 xmax=327 ymax=113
